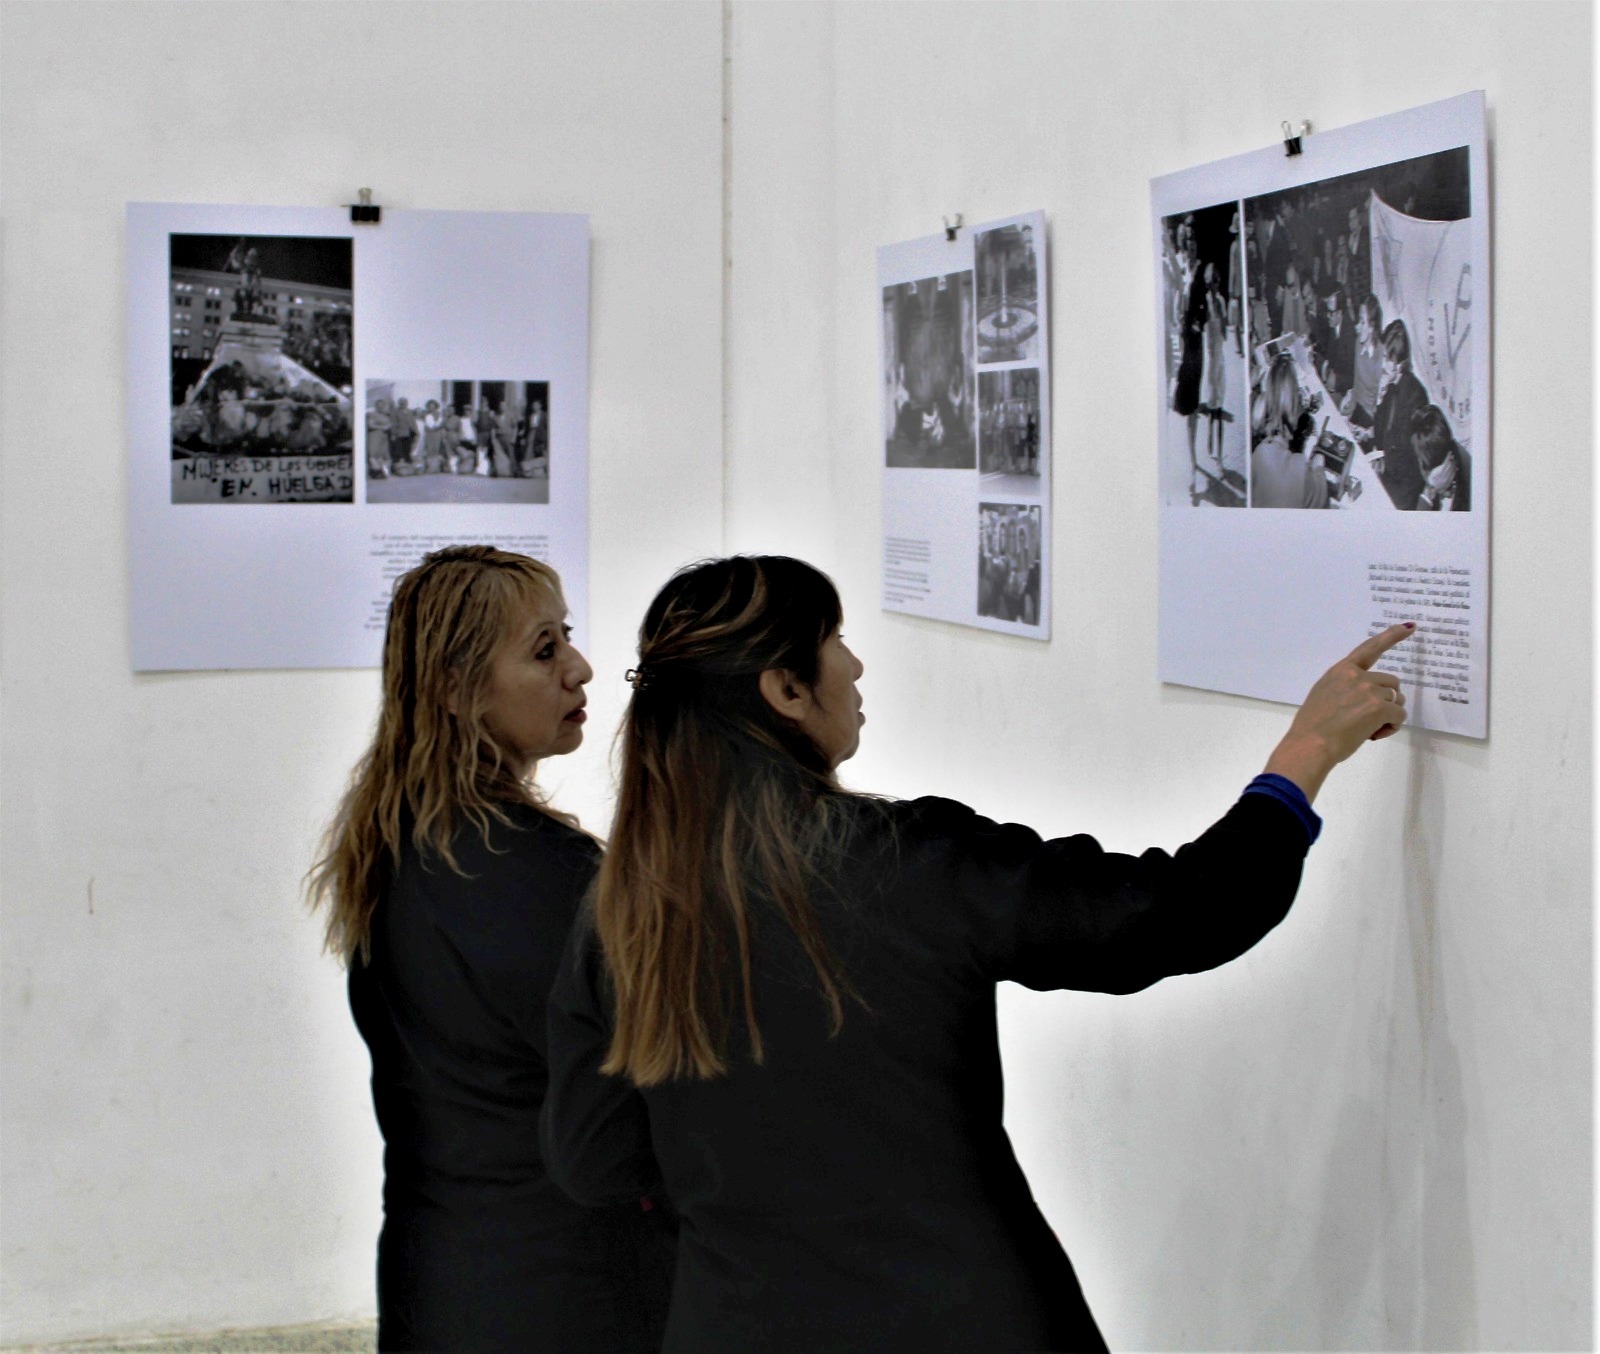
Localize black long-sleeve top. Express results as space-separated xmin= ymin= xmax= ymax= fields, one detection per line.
xmin=543 ymin=790 xmax=1316 ymax=1354
xmin=349 ymin=802 xmax=674 ymax=1353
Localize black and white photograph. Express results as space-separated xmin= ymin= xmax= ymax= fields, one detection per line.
xmin=131 ymin=203 xmax=592 ymax=670
xmin=974 ymin=222 xmax=1040 ymax=364
xmin=882 ymin=272 xmax=976 ymax=469
xmin=168 ymin=233 xmax=353 ymax=503
xmin=366 ymin=380 xmax=551 ymax=505
xmin=1244 ymin=146 xmax=1472 ymax=512
xmin=1160 ymin=202 xmax=1246 ymax=507
xmin=880 ymin=210 xmax=1050 ymax=638
xmin=1151 ymin=93 xmax=1488 ymax=737
xmin=978 ymin=368 xmax=1041 ymax=495
xmin=977 ymin=502 xmax=1041 ymax=626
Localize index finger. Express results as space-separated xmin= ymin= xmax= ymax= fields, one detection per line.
xmin=1348 ymin=622 xmax=1416 ymax=668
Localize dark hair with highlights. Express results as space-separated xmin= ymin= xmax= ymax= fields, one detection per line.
xmin=307 ymin=545 xmax=574 ymax=965
xmin=595 ymin=555 xmax=859 ymax=1086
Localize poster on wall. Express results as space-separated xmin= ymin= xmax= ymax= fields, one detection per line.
xmin=879 ymin=211 xmax=1051 ymax=638
xmin=127 ymin=203 xmax=589 ymax=670
xmin=1151 ymin=91 xmax=1488 ymax=738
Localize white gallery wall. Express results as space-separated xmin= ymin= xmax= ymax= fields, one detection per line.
xmin=725 ymin=2 xmax=1591 ymax=1350
xmin=0 ymin=1 xmax=726 ymax=1342
xmin=1 ymin=1 xmax=1590 ymax=1348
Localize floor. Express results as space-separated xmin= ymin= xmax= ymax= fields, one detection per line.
xmin=5 ymin=1322 xmax=375 ymax=1354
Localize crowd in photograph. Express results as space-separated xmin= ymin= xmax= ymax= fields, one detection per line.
xmin=172 ymin=361 xmax=352 ymax=457
xmin=282 ymin=313 xmax=352 ymax=390
xmin=366 ymin=397 xmax=550 ymax=480
xmin=977 ymin=506 xmax=1041 ymax=625
xmin=979 ymin=375 xmax=1041 ymax=477
xmin=1245 ymin=185 xmax=1468 ymax=511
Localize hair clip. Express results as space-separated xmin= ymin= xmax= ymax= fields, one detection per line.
xmin=625 ymin=667 xmax=650 ymax=691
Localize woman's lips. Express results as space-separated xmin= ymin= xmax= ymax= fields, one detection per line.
xmin=564 ymin=707 xmax=587 ymax=724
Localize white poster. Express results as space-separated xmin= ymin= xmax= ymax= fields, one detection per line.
xmin=879 ymin=211 xmax=1051 ymax=638
xmin=1152 ymin=92 xmax=1488 ymax=738
xmin=127 ymin=203 xmax=590 ymax=670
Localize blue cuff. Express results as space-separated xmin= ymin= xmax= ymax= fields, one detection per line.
xmin=1242 ymin=773 xmax=1322 ymax=845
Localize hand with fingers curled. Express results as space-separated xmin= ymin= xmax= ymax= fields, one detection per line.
xmin=1263 ymin=622 xmax=1415 ymax=802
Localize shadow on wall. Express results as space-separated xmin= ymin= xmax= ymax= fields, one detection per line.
xmin=1386 ymin=738 xmax=1478 ymax=1348
xmin=1250 ymin=738 xmax=1478 ymax=1349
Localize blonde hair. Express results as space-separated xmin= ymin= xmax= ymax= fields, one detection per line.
xmin=307 ymin=545 xmax=574 ymax=965
xmin=1259 ymin=351 xmax=1303 ymax=442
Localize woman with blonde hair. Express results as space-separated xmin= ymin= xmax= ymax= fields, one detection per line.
xmin=1251 ymin=351 xmax=1329 ymax=510
xmin=310 ymin=545 xmax=672 ymax=1353
xmin=543 ymin=554 xmax=1411 ymax=1353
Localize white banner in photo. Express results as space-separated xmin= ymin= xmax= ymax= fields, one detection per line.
xmin=1369 ymin=194 xmax=1473 ymax=445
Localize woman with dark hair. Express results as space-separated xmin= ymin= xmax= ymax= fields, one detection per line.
xmin=309 ymin=545 xmax=673 ymax=1353
xmin=1202 ymin=261 xmax=1228 ymax=465
xmin=1171 ymin=241 xmax=1207 ymax=489
xmin=1374 ymin=319 xmax=1429 ymax=510
xmin=543 ymin=555 xmax=1411 ymax=1353
xmin=1410 ymin=404 xmax=1472 ymax=511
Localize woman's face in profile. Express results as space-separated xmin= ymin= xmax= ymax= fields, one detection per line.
xmin=801 ymin=629 xmax=865 ymax=769
xmin=480 ymin=596 xmax=594 ymax=775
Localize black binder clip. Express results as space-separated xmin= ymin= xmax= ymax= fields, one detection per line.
xmin=943 ymin=214 xmax=962 ymax=242
xmin=350 ymin=188 xmax=382 ymax=225
xmin=1281 ymin=120 xmax=1310 ymax=157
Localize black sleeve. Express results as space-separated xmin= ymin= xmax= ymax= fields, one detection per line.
xmin=918 ymin=791 xmax=1313 ymax=995
xmin=540 ymin=917 xmax=662 ymax=1207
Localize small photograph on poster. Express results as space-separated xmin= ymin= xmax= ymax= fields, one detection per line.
xmin=883 ymin=272 xmax=976 ymax=469
xmin=978 ymin=368 xmax=1042 ymax=495
xmin=977 ymin=502 xmax=1042 ymax=626
xmin=1244 ymin=146 xmax=1472 ymax=513
xmin=1160 ymin=203 xmax=1246 ymax=508
xmin=366 ymin=380 xmax=551 ymax=505
xmin=168 ymin=234 xmax=354 ymax=503
xmin=974 ymin=222 xmax=1040 ymax=363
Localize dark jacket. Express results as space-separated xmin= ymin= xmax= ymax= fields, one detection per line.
xmin=544 ymin=791 xmax=1314 ymax=1353
xmin=1374 ymin=369 xmax=1429 ymax=509
xmin=350 ymin=803 xmax=674 ymax=1353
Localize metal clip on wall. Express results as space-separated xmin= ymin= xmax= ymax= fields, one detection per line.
xmin=350 ymin=188 xmax=382 ymax=225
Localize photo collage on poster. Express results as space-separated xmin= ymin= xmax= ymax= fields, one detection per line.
xmin=1151 ymin=93 xmax=1488 ymax=738
xmin=879 ymin=211 xmax=1051 ymax=639
xmin=1159 ymin=147 xmax=1473 ymax=515
xmin=131 ymin=204 xmax=591 ymax=670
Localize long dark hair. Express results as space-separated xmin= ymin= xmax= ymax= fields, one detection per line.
xmin=595 ymin=555 xmax=857 ymax=1086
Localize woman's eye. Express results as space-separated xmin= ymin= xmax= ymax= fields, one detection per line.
xmin=535 ymin=642 xmax=557 ymax=661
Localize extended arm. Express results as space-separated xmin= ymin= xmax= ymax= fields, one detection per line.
xmin=952 ymin=625 xmax=1414 ymax=994
xmin=1263 ymin=622 xmax=1412 ymax=801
